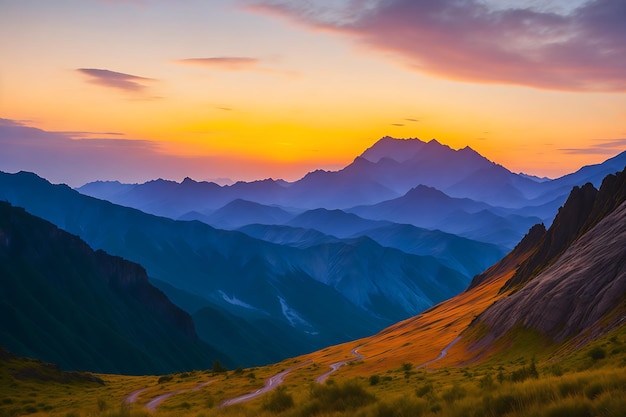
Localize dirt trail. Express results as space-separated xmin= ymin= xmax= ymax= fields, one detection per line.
xmin=124 ymin=381 xmax=213 ymax=413
xmin=315 ymin=348 xmax=363 ymax=384
xmin=416 ymin=336 xmax=461 ymax=369
xmin=124 ymin=387 xmax=148 ymax=404
xmin=221 ymin=361 xmax=310 ymax=407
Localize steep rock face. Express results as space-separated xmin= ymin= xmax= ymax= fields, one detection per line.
xmin=94 ymin=251 xmax=197 ymax=340
xmin=467 ymin=223 xmax=546 ymax=291
xmin=504 ymin=168 xmax=626 ymax=291
xmin=476 ymin=199 xmax=626 ymax=342
xmin=0 ymin=201 xmax=224 ymax=374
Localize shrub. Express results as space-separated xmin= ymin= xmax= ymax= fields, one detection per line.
xmin=369 ymin=375 xmax=381 ymax=386
xmin=588 ymin=347 xmax=606 ymax=360
xmin=415 ymin=383 xmax=433 ymax=398
xmin=558 ymin=380 xmax=584 ymax=398
xmin=212 ymin=360 xmax=228 ymax=373
xmin=511 ymin=360 xmax=539 ymax=382
xmin=263 ymin=386 xmax=294 ymax=413
xmin=373 ymin=396 xmax=428 ymax=417
xmin=479 ymin=373 xmax=494 ymax=389
xmin=97 ymin=397 xmax=109 ymax=411
xmin=303 ymin=379 xmax=375 ymax=415
xmin=584 ymin=383 xmax=604 ymax=400
xmin=545 ymin=401 xmax=592 ymax=417
xmin=442 ymin=383 xmax=466 ymax=404
xmin=491 ymin=394 xmax=516 ymax=415
xmin=157 ymin=375 xmax=173 ymax=384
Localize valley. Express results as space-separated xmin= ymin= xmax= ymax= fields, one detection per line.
xmin=1 ymin=138 xmax=625 ymax=417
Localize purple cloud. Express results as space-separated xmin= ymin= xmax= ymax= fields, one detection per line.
xmin=77 ymin=68 xmax=156 ymax=93
xmin=248 ymin=0 xmax=626 ymax=91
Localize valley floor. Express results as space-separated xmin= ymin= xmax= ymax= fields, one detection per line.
xmin=2 ymin=324 xmax=625 ymax=417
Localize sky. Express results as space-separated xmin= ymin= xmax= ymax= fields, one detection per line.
xmin=1 ymin=0 xmax=625 ymax=187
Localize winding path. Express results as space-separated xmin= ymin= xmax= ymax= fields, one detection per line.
xmin=124 ymin=387 xmax=148 ymax=404
xmin=220 ymin=361 xmax=310 ymax=407
xmin=315 ymin=347 xmax=363 ymax=384
xmin=124 ymin=381 xmax=214 ymax=413
xmin=416 ymin=336 xmax=461 ymax=369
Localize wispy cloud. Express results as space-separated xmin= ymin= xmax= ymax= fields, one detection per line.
xmin=77 ymin=68 xmax=157 ymax=94
xmin=560 ymin=138 xmax=626 ymax=155
xmin=173 ymin=56 xmax=297 ymax=77
xmin=174 ymin=57 xmax=260 ymax=71
xmin=247 ymin=0 xmax=626 ymax=91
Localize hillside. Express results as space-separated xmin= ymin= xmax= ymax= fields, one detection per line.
xmin=0 ymin=201 xmax=226 ymax=375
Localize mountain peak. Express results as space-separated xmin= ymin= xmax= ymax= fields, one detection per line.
xmin=181 ymin=177 xmax=197 ymax=185
xmin=360 ymin=137 xmax=428 ymax=163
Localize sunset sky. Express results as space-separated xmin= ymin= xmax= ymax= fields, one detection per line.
xmin=1 ymin=0 xmax=625 ymax=186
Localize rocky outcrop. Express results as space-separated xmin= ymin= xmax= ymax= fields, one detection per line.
xmin=473 ymin=168 xmax=626 ymax=344
xmin=503 ymin=183 xmax=597 ymax=291
xmin=94 ymin=251 xmax=198 ymax=340
xmin=476 ymin=200 xmax=626 ymax=342
xmin=502 ymin=167 xmax=626 ymax=291
xmin=466 ymin=223 xmax=545 ymax=291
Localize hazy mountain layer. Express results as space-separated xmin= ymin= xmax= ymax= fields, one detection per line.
xmin=0 ymin=171 xmax=468 ymax=366
xmin=0 ymin=202 xmax=226 ymax=375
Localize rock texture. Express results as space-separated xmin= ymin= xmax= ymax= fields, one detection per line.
xmin=503 ymin=168 xmax=626 ymax=291
xmin=475 ymin=168 xmax=626 ymax=343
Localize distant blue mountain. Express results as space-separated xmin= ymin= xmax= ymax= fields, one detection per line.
xmin=286 ymin=208 xmax=393 ymax=238
xmin=347 ymin=185 xmax=540 ymax=248
xmin=198 ymin=199 xmax=295 ymax=230
xmin=0 ymin=171 xmax=468 ymax=367
xmin=76 ymin=139 xmax=625 ymax=236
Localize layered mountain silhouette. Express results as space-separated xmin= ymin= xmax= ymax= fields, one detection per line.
xmin=0 ymin=171 xmax=469 ymax=366
xmin=4 ymin=136 xmax=625 ymax=373
xmin=77 ymin=137 xmax=626 ymax=249
xmin=0 ymin=201 xmax=226 ymax=375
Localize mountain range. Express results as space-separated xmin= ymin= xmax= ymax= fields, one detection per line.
xmin=78 ymin=137 xmax=626 ymax=250
xmin=0 ymin=171 xmax=470 ymax=367
xmin=2 ymin=136 xmax=625 ymax=374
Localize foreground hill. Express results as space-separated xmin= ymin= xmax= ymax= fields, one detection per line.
xmin=0 ymin=171 xmax=468 ymax=367
xmin=0 ymin=201 xmax=225 ymax=375
xmin=472 ymin=168 xmax=626 ymax=349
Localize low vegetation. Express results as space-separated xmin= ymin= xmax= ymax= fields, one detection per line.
xmin=1 ymin=324 xmax=624 ymax=417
